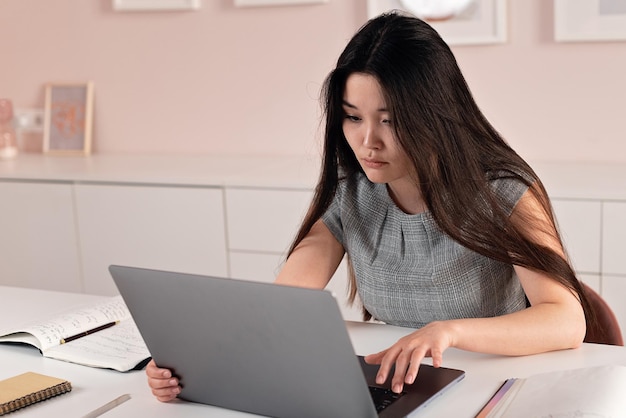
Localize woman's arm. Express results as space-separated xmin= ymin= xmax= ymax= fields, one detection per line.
xmin=275 ymin=219 xmax=345 ymax=289
xmin=365 ymin=189 xmax=586 ymax=393
xmin=451 ymin=188 xmax=586 ymax=353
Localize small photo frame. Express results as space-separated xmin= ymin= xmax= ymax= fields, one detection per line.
xmin=113 ymin=0 xmax=201 ymax=11
xmin=367 ymin=0 xmax=507 ymax=45
xmin=234 ymin=0 xmax=328 ymax=6
xmin=44 ymin=82 xmax=94 ymax=155
xmin=554 ymin=0 xmax=626 ymax=42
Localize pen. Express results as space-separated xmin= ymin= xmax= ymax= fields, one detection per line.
xmin=82 ymin=394 xmax=131 ymax=418
xmin=60 ymin=320 xmax=119 ymax=344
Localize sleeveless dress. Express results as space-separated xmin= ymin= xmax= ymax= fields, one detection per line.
xmin=321 ymin=171 xmax=529 ymax=328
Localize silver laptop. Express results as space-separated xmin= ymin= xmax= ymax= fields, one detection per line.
xmin=109 ymin=265 xmax=465 ymax=418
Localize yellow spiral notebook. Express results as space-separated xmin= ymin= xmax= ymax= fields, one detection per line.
xmin=0 ymin=372 xmax=72 ymax=415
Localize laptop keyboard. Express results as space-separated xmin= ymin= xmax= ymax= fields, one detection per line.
xmin=369 ymin=386 xmax=405 ymax=412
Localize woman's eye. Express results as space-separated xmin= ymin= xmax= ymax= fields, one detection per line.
xmin=382 ymin=118 xmax=392 ymax=125
xmin=345 ymin=115 xmax=361 ymax=122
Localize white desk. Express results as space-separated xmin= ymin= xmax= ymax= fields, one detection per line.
xmin=2 ymin=286 xmax=626 ymax=417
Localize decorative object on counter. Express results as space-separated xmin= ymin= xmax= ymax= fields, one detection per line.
xmin=43 ymin=82 xmax=94 ymax=156
xmin=12 ymin=108 xmax=44 ymax=153
xmin=0 ymin=99 xmax=18 ymax=160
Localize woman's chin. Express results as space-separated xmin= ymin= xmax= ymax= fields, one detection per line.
xmin=363 ymin=172 xmax=388 ymax=184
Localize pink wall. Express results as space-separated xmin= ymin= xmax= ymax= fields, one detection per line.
xmin=1 ymin=0 xmax=625 ymax=162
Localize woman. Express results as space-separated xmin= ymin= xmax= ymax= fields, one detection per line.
xmin=147 ymin=11 xmax=592 ymax=401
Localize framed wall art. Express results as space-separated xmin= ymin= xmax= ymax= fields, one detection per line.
xmin=367 ymin=0 xmax=507 ymax=45
xmin=554 ymin=0 xmax=626 ymax=42
xmin=113 ymin=0 xmax=201 ymax=11
xmin=43 ymin=82 xmax=94 ymax=156
xmin=234 ymin=0 xmax=328 ymax=6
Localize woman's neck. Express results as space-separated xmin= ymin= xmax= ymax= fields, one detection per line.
xmin=386 ymin=181 xmax=427 ymax=215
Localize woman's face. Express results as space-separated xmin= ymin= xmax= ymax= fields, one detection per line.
xmin=341 ymin=73 xmax=415 ymax=190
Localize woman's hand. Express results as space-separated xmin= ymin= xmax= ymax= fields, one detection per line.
xmin=146 ymin=359 xmax=181 ymax=402
xmin=364 ymin=321 xmax=456 ymax=393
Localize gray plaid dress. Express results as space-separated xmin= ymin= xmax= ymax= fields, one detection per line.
xmin=322 ymin=171 xmax=529 ymax=328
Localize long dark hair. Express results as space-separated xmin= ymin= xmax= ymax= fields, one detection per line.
xmin=288 ymin=11 xmax=594 ymax=330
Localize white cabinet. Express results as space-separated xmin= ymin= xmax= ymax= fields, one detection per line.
xmin=0 ymin=157 xmax=624 ymax=329
xmin=229 ymin=252 xmax=284 ymax=282
xmin=225 ymin=187 xmax=313 ymax=254
xmin=601 ymin=202 xmax=626 ymax=338
xmin=0 ymin=181 xmax=81 ymax=292
xmin=224 ymin=187 xmax=363 ymax=321
xmin=224 ymin=187 xmax=312 ymax=282
xmin=552 ymin=200 xmax=626 ymax=335
xmin=603 ymin=202 xmax=626 ymax=276
xmin=230 ymin=250 xmax=362 ymax=321
xmin=552 ymin=199 xmax=602 ymax=275
xmin=74 ymin=184 xmax=228 ymax=295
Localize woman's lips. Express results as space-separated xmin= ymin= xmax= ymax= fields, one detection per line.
xmin=362 ymin=158 xmax=386 ymax=169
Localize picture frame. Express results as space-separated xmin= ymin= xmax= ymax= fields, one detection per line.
xmin=554 ymin=0 xmax=626 ymax=42
xmin=113 ymin=0 xmax=201 ymax=11
xmin=234 ymin=0 xmax=328 ymax=6
xmin=43 ymin=82 xmax=94 ymax=156
xmin=367 ymin=0 xmax=507 ymax=45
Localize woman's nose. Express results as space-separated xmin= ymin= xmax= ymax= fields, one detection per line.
xmin=362 ymin=123 xmax=382 ymax=149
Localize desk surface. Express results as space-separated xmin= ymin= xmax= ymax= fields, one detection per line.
xmin=2 ymin=285 xmax=626 ymax=417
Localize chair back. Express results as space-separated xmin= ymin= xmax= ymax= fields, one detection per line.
xmin=583 ymin=283 xmax=624 ymax=346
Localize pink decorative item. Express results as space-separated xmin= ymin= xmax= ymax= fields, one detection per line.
xmin=0 ymin=98 xmax=18 ymax=160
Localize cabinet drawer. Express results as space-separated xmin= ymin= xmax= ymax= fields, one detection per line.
xmin=603 ymin=202 xmax=626 ymax=275
xmin=0 ymin=181 xmax=81 ymax=292
xmin=229 ymin=251 xmax=284 ymax=282
xmin=75 ymin=184 xmax=228 ymax=295
xmin=225 ymin=188 xmax=313 ymax=253
xmin=552 ymin=199 xmax=601 ymax=274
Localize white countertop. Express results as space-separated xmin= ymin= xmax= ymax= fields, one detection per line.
xmin=2 ymin=285 xmax=626 ymax=417
xmin=1 ymin=154 xmax=625 ymax=199
xmin=0 ymin=154 xmax=321 ymax=189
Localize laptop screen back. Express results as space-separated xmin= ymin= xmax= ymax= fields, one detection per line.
xmin=110 ymin=265 xmax=379 ymax=418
